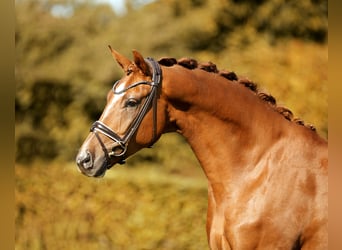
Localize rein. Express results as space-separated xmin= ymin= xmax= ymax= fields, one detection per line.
xmin=90 ymin=57 xmax=162 ymax=167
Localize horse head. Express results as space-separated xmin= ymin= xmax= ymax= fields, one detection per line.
xmin=76 ymin=47 xmax=168 ymax=177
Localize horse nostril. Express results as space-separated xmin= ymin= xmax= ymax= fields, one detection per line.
xmin=76 ymin=150 xmax=93 ymax=170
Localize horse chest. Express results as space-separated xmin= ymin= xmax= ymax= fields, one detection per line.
xmin=207 ymin=204 xmax=293 ymax=250
xmin=207 ymin=198 xmax=264 ymax=250
xmin=206 ymin=184 xmax=296 ymax=250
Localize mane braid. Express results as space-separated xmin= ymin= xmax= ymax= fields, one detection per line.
xmin=219 ymin=70 xmax=238 ymax=81
xmin=177 ymin=58 xmax=198 ymax=69
xmin=198 ymin=62 xmax=218 ymax=73
xmin=157 ymin=57 xmax=316 ymax=132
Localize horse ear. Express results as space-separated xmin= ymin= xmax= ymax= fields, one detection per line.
xmin=108 ymin=45 xmax=132 ymax=72
xmin=132 ymin=49 xmax=151 ymax=76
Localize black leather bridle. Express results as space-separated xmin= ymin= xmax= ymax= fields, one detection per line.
xmin=90 ymin=57 xmax=162 ymax=168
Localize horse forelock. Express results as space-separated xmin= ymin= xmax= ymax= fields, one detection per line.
xmin=157 ymin=56 xmax=316 ymax=132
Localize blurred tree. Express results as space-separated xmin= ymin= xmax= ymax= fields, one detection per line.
xmin=15 ymin=0 xmax=327 ymax=165
xmin=182 ymin=0 xmax=328 ymax=52
xmin=15 ymin=0 xmax=119 ymax=162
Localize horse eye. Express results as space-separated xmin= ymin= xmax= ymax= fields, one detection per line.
xmin=126 ymin=69 xmax=133 ymax=76
xmin=125 ymin=98 xmax=140 ymax=108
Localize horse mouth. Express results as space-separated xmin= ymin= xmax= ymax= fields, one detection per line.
xmin=80 ymin=158 xmax=126 ymax=178
xmin=91 ymin=158 xmax=125 ymax=177
xmin=76 ymin=161 xmax=107 ymax=178
xmin=93 ymin=163 xmax=108 ymax=177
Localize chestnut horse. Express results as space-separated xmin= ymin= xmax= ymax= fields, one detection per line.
xmin=76 ymin=47 xmax=328 ymax=249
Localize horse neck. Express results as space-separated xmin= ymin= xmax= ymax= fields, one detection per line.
xmin=162 ymin=65 xmax=294 ymax=183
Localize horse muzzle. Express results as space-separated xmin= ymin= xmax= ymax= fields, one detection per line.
xmin=76 ymin=145 xmax=127 ymax=177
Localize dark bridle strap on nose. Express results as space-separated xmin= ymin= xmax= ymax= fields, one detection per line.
xmin=90 ymin=57 xmax=162 ymax=167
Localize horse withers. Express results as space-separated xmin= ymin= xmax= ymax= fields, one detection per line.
xmin=76 ymin=47 xmax=328 ymax=249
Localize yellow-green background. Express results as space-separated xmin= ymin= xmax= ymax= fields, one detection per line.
xmin=15 ymin=0 xmax=328 ymax=249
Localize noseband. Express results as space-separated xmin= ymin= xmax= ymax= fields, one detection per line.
xmin=90 ymin=57 xmax=162 ymax=168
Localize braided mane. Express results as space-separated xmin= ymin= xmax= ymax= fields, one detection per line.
xmin=158 ymin=57 xmax=316 ymax=132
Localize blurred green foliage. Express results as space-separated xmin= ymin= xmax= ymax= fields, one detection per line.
xmin=15 ymin=0 xmax=327 ymax=248
xmin=15 ymin=0 xmax=328 ymax=162
xmin=15 ymin=0 xmax=327 ymax=163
